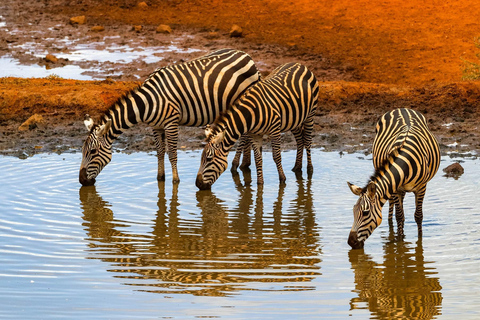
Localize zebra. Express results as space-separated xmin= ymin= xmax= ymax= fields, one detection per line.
xmin=195 ymin=62 xmax=319 ymax=190
xmin=79 ymin=48 xmax=260 ymax=186
xmin=347 ymin=108 xmax=440 ymax=249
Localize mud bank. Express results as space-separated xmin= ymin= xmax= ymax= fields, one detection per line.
xmin=1 ymin=78 xmax=478 ymax=159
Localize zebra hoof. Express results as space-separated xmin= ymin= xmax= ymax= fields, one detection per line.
xmin=157 ymin=174 xmax=165 ymax=181
xmin=291 ymin=166 xmax=302 ymax=173
xmin=172 ymin=178 xmax=180 ymax=184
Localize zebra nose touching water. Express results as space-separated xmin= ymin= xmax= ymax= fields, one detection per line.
xmin=347 ymin=108 xmax=440 ymax=249
xmin=195 ymin=62 xmax=319 ymax=190
xmin=78 ymin=49 xmax=260 ymax=186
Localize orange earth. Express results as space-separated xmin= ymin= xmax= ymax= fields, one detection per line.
xmin=1 ymin=0 xmax=480 ymax=157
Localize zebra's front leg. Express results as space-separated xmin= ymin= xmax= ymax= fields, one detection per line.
xmin=240 ymin=134 xmax=252 ymax=170
xmin=270 ymin=131 xmax=286 ymax=184
xmin=394 ymin=191 xmax=406 ymax=236
xmin=291 ymin=127 xmax=304 ymax=173
xmin=231 ymin=137 xmax=244 ymax=173
xmin=251 ymin=135 xmax=264 ymax=185
xmin=153 ymin=128 xmax=166 ymax=181
xmin=414 ymin=184 xmax=427 ymax=236
xmin=165 ymin=124 xmax=180 ymax=184
xmin=388 ymin=199 xmax=395 ymax=226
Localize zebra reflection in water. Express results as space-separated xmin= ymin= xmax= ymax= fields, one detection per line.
xmin=349 ymin=224 xmax=442 ymax=320
xmin=79 ymin=177 xmax=320 ymax=296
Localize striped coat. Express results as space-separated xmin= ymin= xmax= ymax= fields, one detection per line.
xmin=347 ymin=108 xmax=440 ymax=249
xmin=79 ymin=49 xmax=260 ymax=186
xmin=196 ymin=62 xmax=319 ymax=190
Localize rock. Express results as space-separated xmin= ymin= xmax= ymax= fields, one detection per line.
xmin=91 ymin=26 xmax=105 ymax=32
xmin=45 ymin=54 xmax=58 ymax=63
xmin=133 ymin=25 xmax=142 ymax=32
xmin=70 ymin=15 xmax=86 ymax=25
xmin=18 ymin=114 xmax=45 ymax=131
xmin=156 ymin=24 xmax=172 ymax=34
xmin=443 ymin=162 xmax=464 ymax=178
xmin=205 ymin=31 xmax=219 ymax=39
xmin=138 ymin=1 xmax=148 ymax=9
xmin=229 ymin=24 xmax=243 ymax=37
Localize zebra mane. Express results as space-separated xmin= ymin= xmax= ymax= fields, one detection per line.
xmin=363 ymin=153 xmax=397 ymax=193
xmin=99 ymin=83 xmax=143 ymax=124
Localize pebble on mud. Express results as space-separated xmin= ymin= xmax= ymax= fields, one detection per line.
xmin=18 ymin=114 xmax=45 ymax=131
xmin=69 ymin=15 xmax=86 ymax=25
xmin=443 ymin=162 xmax=464 ymax=178
xmin=229 ymin=25 xmax=243 ymax=37
xmin=45 ymin=54 xmax=58 ymax=64
xmin=91 ymin=26 xmax=105 ymax=32
xmin=133 ymin=25 xmax=143 ymax=33
xmin=156 ymin=24 xmax=172 ymax=34
xmin=137 ymin=2 xmax=148 ymax=10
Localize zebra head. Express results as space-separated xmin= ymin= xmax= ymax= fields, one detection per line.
xmin=196 ymin=126 xmax=230 ymax=190
xmin=79 ymin=115 xmax=113 ymax=186
xmin=347 ymin=181 xmax=383 ymax=249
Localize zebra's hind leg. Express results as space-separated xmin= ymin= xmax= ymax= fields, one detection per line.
xmin=153 ymin=129 xmax=166 ymax=181
xmin=251 ymin=135 xmax=264 ymax=185
xmin=394 ymin=191 xmax=406 ymax=236
xmin=270 ymin=131 xmax=286 ymax=184
xmin=165 ymin=124 xmax=180 ymax=184
xmin=414 ymin=184 xmax=427 ymax=236
xmin=291 ymin=127 xmax=304 ymax=173
xmin=303 ymin=115 xmax=315 ymax=176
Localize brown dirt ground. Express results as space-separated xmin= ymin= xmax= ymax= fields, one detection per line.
xmin=1 ymin=0 xmax=480 ymax=159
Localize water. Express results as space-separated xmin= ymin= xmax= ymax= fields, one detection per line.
xmin=0 ymin=150 xmax=479 ymax=319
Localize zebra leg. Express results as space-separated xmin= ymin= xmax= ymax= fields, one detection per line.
xmin=240 ymin=134 xmax=252 ymax=170
xmin=291 ymin=127 xmax=304 ymax=173
xmin=388 ymin=199 xmax=394 ymax=221
xmin=153 ymin=129 xmax=166 ymax=181
xmin=270 ymin=131 xmax=287 ymax=184
xmin=303 ymin=115 xmax=315 ymax=176
xmin=251 ymin=135 xmax=264 ymax=185
xmin=231 ymin=137 xmax=244 ymax=173
xmin=414 ymin=184 xmax=427 ymax=236
xmin=164 ymin=124 xmax=180 ymax=184
xmin=394 ymin=191 xmax=406 ymax=236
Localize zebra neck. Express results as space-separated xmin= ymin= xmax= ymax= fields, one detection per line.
xmin=102 ymin=86 xmax=154 ymax=141
xmin=371 ymin=161 xmax=404 ymax=206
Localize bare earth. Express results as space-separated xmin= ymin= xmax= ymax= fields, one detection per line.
xmin=0 ymin=0 xmax=479 ymax=160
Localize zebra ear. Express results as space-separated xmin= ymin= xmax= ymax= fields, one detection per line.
xmin=84 ymin=114 xmax=94 ymax=131
xmin=98 ymin=119 xmax=112 ymax=136
xmin=347 ymin=182 xmax=362 ymax=196
xmin=211 ymin=130 xmax=226 ymax=145
xmin=366 ymin=182 xmax=376 ymax=199
xmin=205 ymin=125 xmax=213 ymax=139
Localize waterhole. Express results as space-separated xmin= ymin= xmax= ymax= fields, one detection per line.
xmin=0 ymin=150 xmax=478 ymax=319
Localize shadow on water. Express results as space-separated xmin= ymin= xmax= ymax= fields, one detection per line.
xmin=348 ymin=223 xmax=443 ymax=320
xmin=79 ymin=172 xmax=321 ymax=297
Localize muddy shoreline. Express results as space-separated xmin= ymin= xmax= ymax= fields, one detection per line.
xmin=1 ymin=0 xmax=479 ymax=160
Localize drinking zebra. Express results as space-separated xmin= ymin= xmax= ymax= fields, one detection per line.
xmin=347 ymin=108 xmax=440 ymax=249
xmin=195 ymin=62 xmax=319 ymax=190
xmin=79 ymin=48 xmax=260 ymax=186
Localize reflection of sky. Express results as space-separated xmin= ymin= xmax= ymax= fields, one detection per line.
xmin=0 ymin=56 xmax=94 ymax=79
xmin=0 ymin=150 xmax=479 ymax=318
xmin=0 ymin=37 xmax=201 ymax=79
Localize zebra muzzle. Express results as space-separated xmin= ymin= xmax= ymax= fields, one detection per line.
xmin=348 ymin=231 xmax=364 ymax=249
xmin=79 ymin=167 xmax=96 ymax=186
xmin=195 ymin=174 xmax=211 ymax=190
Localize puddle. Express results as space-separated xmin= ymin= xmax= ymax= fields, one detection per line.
xmin=0 ymin=150 xmax=479 ymax=318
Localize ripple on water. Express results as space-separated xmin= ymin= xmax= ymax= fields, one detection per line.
xmin=0 ymin=151 xmax=479 ymax=319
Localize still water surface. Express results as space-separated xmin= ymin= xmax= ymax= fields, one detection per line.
xmin=0 ymin=150 xmax=479 ymax=319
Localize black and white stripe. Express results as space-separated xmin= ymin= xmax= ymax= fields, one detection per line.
xmin=79 ymin=49 xmax=260 ymax=186
xmin=196 ymin=62 xmax=319 ymax=190
xmin=347 ymin=108 xmax=440 ymax=249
